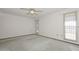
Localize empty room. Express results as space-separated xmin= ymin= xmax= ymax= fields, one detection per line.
xmin=0 ymin=8 xmax=79 ymax=51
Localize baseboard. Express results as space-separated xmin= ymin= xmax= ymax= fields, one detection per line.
xmin=38 ymin=34 xmax=79 ymax=46
xmin=0 ymin=33 xmax=35 ymax=40
xmin=1 ymin=33 xmax=79 ymax=46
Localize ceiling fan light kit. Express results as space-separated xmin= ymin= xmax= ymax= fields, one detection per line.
xmin=20 ymin=8 xmax=42 ymax=16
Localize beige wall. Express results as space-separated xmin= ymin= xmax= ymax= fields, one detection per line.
xmin=39 ymin=8 xmax=79 ymax=44
xmin=0 ymin=12 xmax=35 ymax=39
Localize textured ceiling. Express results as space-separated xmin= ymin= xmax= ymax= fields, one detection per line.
xmin=0 ymin=8 xmax=66 ymax=17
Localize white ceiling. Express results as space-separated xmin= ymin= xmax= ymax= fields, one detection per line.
xmin=0 ymin=8 xmax=65 ymax=17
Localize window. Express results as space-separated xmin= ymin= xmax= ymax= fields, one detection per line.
xmin=64 ymin=12 xmax=77 ymax=41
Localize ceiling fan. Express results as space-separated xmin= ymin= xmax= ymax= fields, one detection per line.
xmin=20 ymin=8 xmax=42 ymax=16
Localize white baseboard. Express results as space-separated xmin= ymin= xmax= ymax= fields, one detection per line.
xmin=1 ymin=33 xmax=79 ymax=46
xmin=0 ymin=33 xmax=35 ymax=40
xmin=38 ymin=34 xmax=79 ymax=46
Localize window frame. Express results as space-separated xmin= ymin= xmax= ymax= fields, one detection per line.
xmin=63 ymin=11 xmax=78 ymax=42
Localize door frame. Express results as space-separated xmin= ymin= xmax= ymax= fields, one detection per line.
xmin=63 ymin=11 xmax=78 ymax=42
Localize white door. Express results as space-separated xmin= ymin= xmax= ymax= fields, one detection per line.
xmin=64 ymin=12 xmax=77 ymax=41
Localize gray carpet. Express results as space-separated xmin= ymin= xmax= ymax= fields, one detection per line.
xmin=0 ymin=35 xmax=79 ymax=51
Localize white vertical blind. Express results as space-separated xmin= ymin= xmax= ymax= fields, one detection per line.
xmin=64 ymin=12 xmax=76 ymax=40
